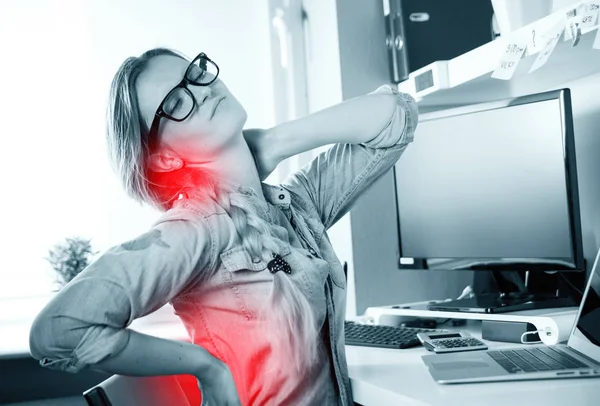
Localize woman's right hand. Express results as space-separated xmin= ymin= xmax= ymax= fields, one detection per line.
xmin=196 ymin=358 xmax=241 ymax=406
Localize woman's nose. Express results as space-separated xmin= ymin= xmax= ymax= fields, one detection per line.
xmin=195 ymin=86 xmax=213 ymax=104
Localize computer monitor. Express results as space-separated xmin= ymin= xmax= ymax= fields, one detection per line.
xmin=393 ymin=89 xmax=585 ymax=311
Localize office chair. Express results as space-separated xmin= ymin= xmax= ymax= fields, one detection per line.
xmin=83 ymin=374 xmax=193 ymax=406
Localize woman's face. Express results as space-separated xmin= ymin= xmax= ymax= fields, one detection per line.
xmin=136 ymin=54 xmax=247 ymax=164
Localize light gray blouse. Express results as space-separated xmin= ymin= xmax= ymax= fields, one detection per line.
xmin=29 ymin=85 xmax=418 ymax=406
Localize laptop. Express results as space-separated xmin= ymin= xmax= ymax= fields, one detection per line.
xmin=422 ymin=248 xmax=600 ymax=384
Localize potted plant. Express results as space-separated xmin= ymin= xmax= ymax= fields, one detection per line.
xmin=46 ymin=237 xmax=97 ymax=290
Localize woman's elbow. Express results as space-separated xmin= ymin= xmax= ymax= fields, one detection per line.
xmin=29 ymin=313 xmax=57 ymax=360
xmin=28 ymin=310 xmax=81 ymax=362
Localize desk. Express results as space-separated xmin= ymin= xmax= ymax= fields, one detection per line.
xmin=346 ymin=322 xmax=600 ymax=406
xmin=3 ymin=321 xmax=599 ymax=405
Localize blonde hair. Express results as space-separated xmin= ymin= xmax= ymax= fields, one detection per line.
xmin=106 ymin=48 xmax=319 ymax=372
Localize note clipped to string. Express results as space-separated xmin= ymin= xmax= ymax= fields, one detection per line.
xmin=491 ymin=39 xmax=528 ymax=80
xmin=563 ymin=5 xmax=583 ymax=41
xmin=529 ymin=19 xmax=565 ymax=73
xmin=567 ymin=18 xmax=583 ymax=46
xmin=527 ymin=17 xmax=558 ymax=56
xmin=579 ymin=2 xmax=600 ymax=30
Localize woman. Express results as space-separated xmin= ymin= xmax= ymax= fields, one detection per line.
xmin=29 ymin=48 xmax=418 ymax=405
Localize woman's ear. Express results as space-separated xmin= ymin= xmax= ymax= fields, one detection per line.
xmin=147 ymin=153 xmax=184 ymax=172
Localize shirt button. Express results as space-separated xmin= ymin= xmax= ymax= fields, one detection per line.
xmin=278 ymin=194 xmax=285 ymax=200
xmin=309 ymin=248 xmax=317 ymax=255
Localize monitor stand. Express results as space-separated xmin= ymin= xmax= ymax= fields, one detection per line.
xmin=427 ymin=293 xmax=577 ymax=314
xmin=427 ymin=270 xmax=579 ymax=314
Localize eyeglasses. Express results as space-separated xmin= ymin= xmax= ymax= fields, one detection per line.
xmin=147 ymin=52 xmax=220 ymax=142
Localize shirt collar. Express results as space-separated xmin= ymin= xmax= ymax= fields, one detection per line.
xmin=172 ymin=182 xmax=291 ymax=221
xmin=236 ymin=182 xmax=291 ymax=222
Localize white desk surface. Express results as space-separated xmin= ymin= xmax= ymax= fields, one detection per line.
xmin=3 ymin=321 xmax=600 ymax=406
xmin=346 ymin=322 xmax=600 ymax=406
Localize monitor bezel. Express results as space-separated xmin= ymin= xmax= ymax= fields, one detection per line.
xmin=393 ymin=88 xmax=585 ymax=273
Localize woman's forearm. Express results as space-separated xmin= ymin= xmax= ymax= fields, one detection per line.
xmin=266 ymin=91 xmax=397 ymax=162
xmin=91 ymin=329 xmax=219 ymax=379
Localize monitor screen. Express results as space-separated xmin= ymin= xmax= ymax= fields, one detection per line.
xmin=393 ymin=89 xmax=583 ymax=272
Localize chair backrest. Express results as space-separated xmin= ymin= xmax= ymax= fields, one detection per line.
xmin=83 ymin=374 xmax=191 ymax=406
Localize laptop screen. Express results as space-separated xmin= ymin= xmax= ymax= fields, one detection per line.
xmin=576 ymin=268 xmax=600 ymax=346
xmin=569 ymin=251 xmax=600 ymax=362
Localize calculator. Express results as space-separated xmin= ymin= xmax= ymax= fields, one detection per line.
xmin=416 ymin=330 xmax=488 ymax=353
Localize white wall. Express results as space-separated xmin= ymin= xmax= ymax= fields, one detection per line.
xmin=331 ymin=1 xmax=600 ymax=314
xmin=301 ymin=0 xmax=359 ymax=318
xmin=0 ymin=0 xmax=275 ymax=298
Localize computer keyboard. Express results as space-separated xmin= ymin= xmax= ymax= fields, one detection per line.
xmin=344 ymin=320 xmax=443 ymax=349
xmin=488 ymin=347 xmax=588 ymax=374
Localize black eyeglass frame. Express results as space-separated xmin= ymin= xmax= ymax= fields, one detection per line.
xmin=147 ymin=52 xmax=220 ymax=142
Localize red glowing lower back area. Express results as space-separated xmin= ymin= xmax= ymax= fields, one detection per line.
xmin=174 ymin=374 xmax=201 ymax=405
xmin=158 ymin=318 xmax=298 ymax=405
xmin=141 ymin=154 xmax=306 ymax=404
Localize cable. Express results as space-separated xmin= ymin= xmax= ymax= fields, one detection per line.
xmin=558 ymin=272 xmax=584 ymax=296
xmin=520 ymin=330 xmax=543 ymax=344
xmin=435 ymin=319 xmax=453 ymax=325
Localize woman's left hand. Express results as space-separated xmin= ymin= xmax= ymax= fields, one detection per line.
xmin=243 ymin=128 xmax=280 ymax=181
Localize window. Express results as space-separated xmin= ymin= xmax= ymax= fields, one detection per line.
xmin=0 ymin=0 xmax=277 ymax=326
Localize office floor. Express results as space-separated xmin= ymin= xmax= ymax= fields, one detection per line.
xmin=4 ymin=396 xmax=86 ymax=406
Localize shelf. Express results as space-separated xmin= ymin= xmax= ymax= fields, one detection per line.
xmin=398 ymin=2 xmax=600 ymax=111
xmin=364 ymin=300 xmax=579 ymax=321
xmin=363 ymin=300 xmax=578 ymax=345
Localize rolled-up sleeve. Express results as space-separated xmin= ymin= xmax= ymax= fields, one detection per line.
xmin=361 ymin=84 xmax=418 ymax=149
xmin=283 ymin=84 xmax=419 ymax=230
xmin=28 ymin=211 xmax=214 ymax=373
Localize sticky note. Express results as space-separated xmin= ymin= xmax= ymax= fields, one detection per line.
xmin=529 ymin=20 xmax=565 ymax=73
xmin=563 ymin=6 xmax=583 ymax=41
xmin=491 ymin=39 xmax=528 ymax=80
xmin=579 ymin=2 xmax=600 ymax=31
xmin=527 ymin=17 xmax=558 ymax=55
xmin=567 ymin=18 xmax=582 ymax=46
xmin=527 ymin=26 xmax=546 ymax=55
xmin=527 ymin=28 xmax=542 ymax=55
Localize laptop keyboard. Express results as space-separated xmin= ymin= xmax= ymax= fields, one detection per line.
xmin=488 ymin=347 xmax=588 ymax=374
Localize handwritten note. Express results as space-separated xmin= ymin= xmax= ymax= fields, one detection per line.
xmin=529 ymin=20 xmax=565 ymax=73
xmin=527 ymin=28 xmax=543 ymax=55
xmin=580 ymin=2 xmax=600 ymax=30
xmin=567 ymin=18 xmax=582 ymax=46
xmin=563 ymin=6 xmax=583 ymax=41
xmin=491 ymin=39 xmax=528 ymax=80
xmin=527 ymin=15 xmax=567 ymax=56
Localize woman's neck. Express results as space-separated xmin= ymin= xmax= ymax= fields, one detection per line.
xmin=205 ymin=135 xmax=267 ymax=202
